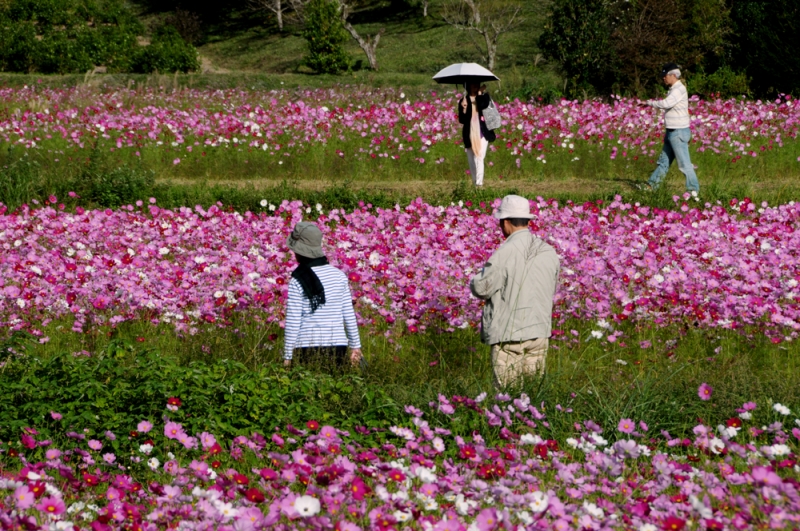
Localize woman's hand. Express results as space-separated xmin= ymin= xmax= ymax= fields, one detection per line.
xmin=350 ymin=348 xmax=363 ymax=367
xmin=283 ymin=359 xmax=291 ymax=368
xmin=460 ymin=98 xmax=468 ymax=111
xmin=479 ymin=84 xmax=487 ymax=94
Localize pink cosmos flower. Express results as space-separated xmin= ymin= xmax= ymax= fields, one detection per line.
xmin=200 ymin=432 xmax=217 ymax=449
xmin=35 ymin=496 xmax=65 ymax=516
xmin=49 ymin=411 xmax=62 ymax=420
xmin=137 ymin=421 xmax=153 ymax=433
xmin=618 ymin=419 xmax=635 ymax=434
xmin=698 ymin=383 xmax=713 ymax=401
xmin=103 ymin=453 xmax=116 ymax=464
xmin=14 ymin=485 xmax=34 ymax=510
xmin=45 ymin=449 xmax=61 ymax=460
xmin=164 ymin=421 xmax=184 ymax=440
xmin=88 ymin=439 xmax=102 ymax=450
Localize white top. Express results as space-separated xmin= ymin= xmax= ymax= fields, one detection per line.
xmin=647 ymin=80 xmax=691 ymax=130
xmin=283 ymin=265 xmax=361 ymax=360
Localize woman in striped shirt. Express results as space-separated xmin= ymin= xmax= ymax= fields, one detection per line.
xmin=283 ymin=222 xmax=362 ymax=370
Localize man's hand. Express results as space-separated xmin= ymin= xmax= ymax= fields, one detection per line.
xmin=283 ymin=359 xmax=291 ymax=368
xmin=479 ymin=84 xmax=487 ymax=94
xmin=350 ymin=348 xmax=363 ymax=367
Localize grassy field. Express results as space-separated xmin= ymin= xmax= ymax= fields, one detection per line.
xmin=11 ymin=309 xmax=800 ymax=442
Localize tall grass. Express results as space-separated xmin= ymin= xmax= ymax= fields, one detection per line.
xmin=2 ymin=139 xmax=799 ymax=212
xmin=23 ymin=312 xmax=800 ymax=441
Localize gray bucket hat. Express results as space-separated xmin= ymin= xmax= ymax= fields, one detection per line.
xmin=287 ymin=222 xmax=325 ymax=259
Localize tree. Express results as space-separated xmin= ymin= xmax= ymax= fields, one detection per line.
xmin=248 ymin=0 xmax=289 ymax=31
xmin=729 ymin=0 xmax=800 ymax=97
xmin=607 ymin=0 xmax=684 ymax=93
xmin=538 ymin=0 xmax=617 ymax=95
xmin=441 ymin=0 xmax=523 ymax=71
xmin=339 ymin=1 xmax=384 ymax=71
xmin=608 ymin=0 xmax=730 ymax=93
xmin=302 ymin=0 xmax=350 ymax=74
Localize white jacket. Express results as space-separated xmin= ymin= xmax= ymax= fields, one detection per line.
xmin=648 ymin=80 xmax=690 ymax=130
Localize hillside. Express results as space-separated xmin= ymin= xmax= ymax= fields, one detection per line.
xmin=138 ymin=0 xmax=559 ymax=94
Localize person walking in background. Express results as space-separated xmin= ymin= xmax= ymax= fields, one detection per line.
xmin=470 ymin=195 xmax=560 ymax=387
xmin=458 ymin=81 xmax=496 ymax=187
xmin=642 ymin=63 xmax=700 ymax=193
xmin=283 ymin=222 xmax=362 ymax=370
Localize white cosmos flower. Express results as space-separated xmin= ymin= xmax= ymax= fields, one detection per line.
xmin=640 ymin=525 xmax=658 ymax=531
xmin=213 ymin=501 xmax=238 ymax=521
xmin=583 ymin=501 xmax=604 ymax=519
xmin=590 ymin=330 xmax=603 ymax=339
xmin=260 ymin=199 xmax=268 ymax=207
xmin=529 ymin=491 xmax=549 ymax=513
xmin=517 ymin=511 xmax=533 ymax=525
xmin=139 ymin=443 xmax=153 ymax=455
xmin=147 ymin=457 xmax=160 ymax=471
xmin=293 ymin=495 xmax=320 ymax=517
xmin=769 ymin=444 xmax=791 ymax=457
xmin=774 ymin=403 xmax=791 ymax=415
xmin=739 ymin=411 xmax=752 ymax=420
xmin=393 ymin=510 xmax=412 ymax=523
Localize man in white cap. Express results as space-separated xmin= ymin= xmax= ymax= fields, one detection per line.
xmin=470 ymin=195 xmax=560 ymax=387
xmin=642 ymin=62 xmax=700 ymax=193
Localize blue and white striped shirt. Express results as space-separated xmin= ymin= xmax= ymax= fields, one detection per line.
xmin=283 ymin=264 xmax=362 ymax=360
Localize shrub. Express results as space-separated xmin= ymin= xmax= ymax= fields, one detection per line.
xmin=538 ymin=0 xmax=617 ymax=96
xmin=0 ymin=0 xmax=198 ymax=74
xmin=689 ymin=66 xmax=751 ymax=99
xmin=302 ymin=0 xmax=350 ymax=75
xmin=132 ymin=25 xmax=200 ymax=74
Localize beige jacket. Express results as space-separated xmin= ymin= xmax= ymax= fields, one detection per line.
xmin=470 ymin=230 xmax=560 ymax=345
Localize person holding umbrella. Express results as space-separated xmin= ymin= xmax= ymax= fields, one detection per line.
xmin=459 ymin=82 xmax=496 ymax=187
xmin=432 ymin=63 xmax=499 ymax=187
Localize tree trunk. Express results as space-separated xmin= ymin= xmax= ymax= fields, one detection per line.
xmin=343 ymin=21 xmax=385 ymax=71
xmin=484 ymin=30 xmax=497 ymax=71
xmin=275 ymin=0 xmax=283 ymax=31
xmin=422 ymin=0 xmax=428 ymax=17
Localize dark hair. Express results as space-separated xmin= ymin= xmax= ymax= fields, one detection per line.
xmin=505 ymin=218 xmax=531 ymax=227
xmin=295 ymin=254 xmax=314 ymax=265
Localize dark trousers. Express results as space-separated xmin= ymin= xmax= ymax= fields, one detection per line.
xmin=294 ymin=345 xmax=348 ymax=371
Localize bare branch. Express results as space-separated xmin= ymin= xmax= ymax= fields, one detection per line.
xmin=441 ymin=0 xmax=523 ymax=70
xmin=338 ymin=0 xmax=385 ymax=71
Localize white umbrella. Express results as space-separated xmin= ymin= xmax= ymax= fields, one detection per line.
xmin=432 ymin=63 xmax=499 ymax=85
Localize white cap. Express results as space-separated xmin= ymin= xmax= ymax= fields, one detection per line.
xmin=493 ymin=195 xmax=535 ymax=220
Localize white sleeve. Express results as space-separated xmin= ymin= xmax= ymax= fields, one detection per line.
xmin=648 ymin=86 xmax=683 ymax=111
xmin=341 ymin=279 xmax=362 ymax=349
xmin=283 ymin=279 xmax=303 ymax=360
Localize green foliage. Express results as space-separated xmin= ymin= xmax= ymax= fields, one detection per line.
xmin=538 ymin=0 xmax=617 ymax=96
xmin=302 ymin=0 xmax=350 ymax=75
xmin=0 ymin=0 xmax=198 ymax=74
xmin=132 ymin=26 xmax=200 ymax=74
xmin=688 ymin=66 xmax=750 ymax=99
xmin=0 ymin=340 xmax=401 ymax=443
xmin=729 ymin=0 xmax=800 ymax=97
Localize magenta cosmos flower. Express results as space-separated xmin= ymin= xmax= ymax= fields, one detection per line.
xmin=698 ymin=383 xmax=713 ymax=401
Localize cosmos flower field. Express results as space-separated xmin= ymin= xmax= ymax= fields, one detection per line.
xmin=0 ymin=194 xmax=798 ymax=342
xmin=2 ymin=86 xmax=800 ymax=529
xmin=1 ymin=85 xmax=798 ymax=172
